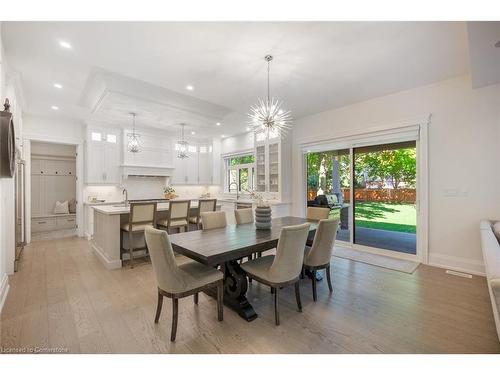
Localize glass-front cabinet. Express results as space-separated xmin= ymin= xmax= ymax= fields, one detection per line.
xmin=254 ymin=129 xmax=282 ymax=199
xmin=255 ymin=145 xmax=266 ymax=192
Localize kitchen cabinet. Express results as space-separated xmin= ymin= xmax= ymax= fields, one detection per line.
xmin=85 ymin=127 xmax=121 ymax=184
xmin=253 ymin=130 xmax=291 ymax=202
xmin=171 ymin=142 xmax=213 ymax=185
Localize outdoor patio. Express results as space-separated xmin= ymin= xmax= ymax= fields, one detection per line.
xmin=336 ymin=227 xmax=416 ymax=255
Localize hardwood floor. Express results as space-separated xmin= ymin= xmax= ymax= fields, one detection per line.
xmin=1 ymin=236 xmax=499 ymax=353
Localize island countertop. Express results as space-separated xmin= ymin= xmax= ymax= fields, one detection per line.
xmin=94 ymin=201 xmax=221 ymax=215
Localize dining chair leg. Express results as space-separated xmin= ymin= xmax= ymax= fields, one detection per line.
xmin=274 ymin=287 xmax=280 ymax=326
xmin=217 ymin=281 xmax=224 ymax=321
xmin=326 ymin=264 xmax=333 ymax=293
xmin=270 ymin=286 xmax=274 ymax=294
xmin=154 ymin=291 xmax=163 ymax=323
xmin=171 ymin=298 xmax=178 ymax=342
xmin=294 ymin=281 xmax=302 ymax=312
xmin=312 ymin=273 xmax=317 ymax=302
xmin=128 ymin=231 xmax=134 ymax=269
xmin=300 ymin=266 xmax=305 ymax=279
xmin=194 ymin=293 xmax=199 ymax=304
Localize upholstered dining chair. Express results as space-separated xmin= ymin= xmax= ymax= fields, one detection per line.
xmin=144 ymin=226 xmax=224 ymax=342
xmin=157 ymin=200 xmax=191 ymax=233
xmin=235 ymin=207 xmax=254 ymax=225
xmin=189 ymin=199 xmax=217 ymax=230
xmin=120 ymin=202 xmax=157 ymax=269
xmin=303 ymin=218 xmax=339 ymax=301
xmin=241 ymin=223 xmax=310 ymax=325
xmin=306 ymin=206 xmax=331 ymax=246
xmin=201 ymin=211 xmax=227 ymax=230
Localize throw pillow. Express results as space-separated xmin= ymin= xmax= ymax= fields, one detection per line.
xmin=492 ymin=222 xmax=500 ymax=242
xmin=54 ymin=200 xmax=69 ymax=214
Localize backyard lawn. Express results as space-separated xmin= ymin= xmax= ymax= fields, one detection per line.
xmin=331 ymin=202 xmax=417 ymax=233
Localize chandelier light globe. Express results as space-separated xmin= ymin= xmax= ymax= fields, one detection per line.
xmin=248 ymin=55 xmax=292 ymax=136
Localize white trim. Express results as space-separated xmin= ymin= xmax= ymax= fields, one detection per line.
xmin=297 ymin=115 xmax=428 ymax=148
xmin=428 ymin=252 xmax=486 ymax=276
xmin=220 ymin=148 xmax=254 ymax=159
xmin=298 ymin=116 xmax=429 ymax=264
xmin=90 ymin=241 xmax=122 ymax=270
xmin=0 ymin=273 xmax=10 ymax=314
xmin=23 ymin=135 xmax=85 ymax=242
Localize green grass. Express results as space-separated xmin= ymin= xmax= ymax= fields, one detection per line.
xmin=331 ymin=202 xmax=416 ymax=233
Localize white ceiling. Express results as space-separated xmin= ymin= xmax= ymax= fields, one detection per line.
xmin=2 ymin=21 xmax=470 ymax=137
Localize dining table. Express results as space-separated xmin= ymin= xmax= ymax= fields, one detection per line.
xmin=169 ymin=216 xmax=318 ymax=322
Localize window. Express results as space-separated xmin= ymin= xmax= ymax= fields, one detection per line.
xmin=91 ymin=132 xmax=102 ymax=141
xmin=106 ymin=134 xmax=117 ymax=143
xmin=224 ymin=153 xmax=255 ymax=193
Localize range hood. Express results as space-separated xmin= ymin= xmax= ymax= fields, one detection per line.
xmin=121 ymin=164 xmax=174 ymax=178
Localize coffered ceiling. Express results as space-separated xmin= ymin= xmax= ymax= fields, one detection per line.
xmin=1 ymin=21 xmax=470 ymax=137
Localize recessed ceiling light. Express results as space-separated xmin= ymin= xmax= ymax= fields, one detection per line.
xmin=221 ymin=135 xmax=225 ymax=138
xmin=190 ymin=131 xmax=195 ymax=135
xmin=186 ymin=85 xmax=194 ymax=91
xmin=51 ymin=105 xmax=59 ymax=110
xmin=53 ymin=83 xmax=63 ymax=89
xmin=216 ymin=122 xmax=221 ymax=126
xmin=246 ymin=127 xmax=251 ymax=132
xmin=59 ymin=40 xmax=72 ymax=49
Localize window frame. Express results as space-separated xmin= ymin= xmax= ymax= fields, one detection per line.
xmin=224 ymin=153 xmax=256 ymax=194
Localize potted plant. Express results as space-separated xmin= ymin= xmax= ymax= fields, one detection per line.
xmin=163 ymin=185 xmax=177 ymax=200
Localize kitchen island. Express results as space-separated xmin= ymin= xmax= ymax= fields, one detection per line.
xmin=91 ymin=201 xmax=220 ymax=269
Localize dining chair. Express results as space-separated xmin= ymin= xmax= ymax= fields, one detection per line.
xmin=201 ymin=211 xmax=227 ymax=230
xmin=235 ymin=207 xmax=253 ymax=224
xmin=303 ymin=218 xmax=339 ymax=301
xmin=157 ymin=200 xmax=191 ymax=233
xmin=241 ymin=223 xmax=310 ymax=325
xmin=120 ymin=202 xmax=157 ymax=269
xmin=189 ymin=199 xmax=217 ymax=230
xmin=306 ymin=206 xmax=331 ymax=246
xmin=144 ymin=226 xmax=224 ymax=341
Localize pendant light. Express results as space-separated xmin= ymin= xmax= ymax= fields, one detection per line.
xmin=127 ymin=112 xmax=141 ymax=153
xmin=248 ymin=55 xmax=292 ymax=136
xmin=177 ymin=123 xmax=189 ymax=159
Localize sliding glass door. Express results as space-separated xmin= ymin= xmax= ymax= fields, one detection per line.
xmin=353 ymin=141 xmax=417 ymax=254
xmin=306 ymin=149 xmax=351 ymax=243
xmin=305 ymin=140 xmax=417 ymax=256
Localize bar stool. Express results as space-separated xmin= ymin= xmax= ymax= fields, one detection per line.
xmin=120 ymin=202 xmax=157 ymax=269
xmin=157 ymin=200 xmax=191 ymax=233
xmin=189 ymin=199 xmax=217 ymax=230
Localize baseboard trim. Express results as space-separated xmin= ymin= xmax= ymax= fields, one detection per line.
xmin=428 ymin=252 xmax=485 ymax=276
xmin=90 ymin=240 xmax=122 ymax=270
xmin=0 ymin=273 xmax=10 ymax=314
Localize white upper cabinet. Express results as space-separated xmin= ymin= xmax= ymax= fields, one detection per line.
xmin=171 ymin=141 xmax=213 ymax=185
xmin=85 ymin=128 xmax=121 ymax=184
xmin=254 ymin=130 xmax=290 ymax=202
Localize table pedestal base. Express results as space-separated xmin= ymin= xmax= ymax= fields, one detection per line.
xmin=205 ymin=260 xmax=257 ymax=322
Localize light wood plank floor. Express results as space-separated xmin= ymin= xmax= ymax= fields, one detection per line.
xmin=1 ymin=236 xmax=499 ymax=353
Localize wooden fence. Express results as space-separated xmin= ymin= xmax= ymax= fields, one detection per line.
xmin=308 ymin=188 xmax=416 ymax=203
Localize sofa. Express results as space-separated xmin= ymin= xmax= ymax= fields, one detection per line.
xmin=479 ymin=220 xmax=500 ymax=341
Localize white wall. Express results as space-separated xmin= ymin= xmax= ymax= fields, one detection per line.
xmin=292 ymin=74 xmax=500 ymax=275
xmin=1 ymin=24 xmax=26 ymax=311
xmin=23 ymin=114 xmax=84 ymax=142
xmin=221 ymin=132 xmax=254 ymax=155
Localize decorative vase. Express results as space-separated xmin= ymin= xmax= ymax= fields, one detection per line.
xmin=255 ymin=206 xmax=272 ymax=230
xmin=164 ymin=193 xmax=176 ymax=200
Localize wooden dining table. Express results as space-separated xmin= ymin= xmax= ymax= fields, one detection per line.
xmin=169 ymin=216 xmax=318 ymax=322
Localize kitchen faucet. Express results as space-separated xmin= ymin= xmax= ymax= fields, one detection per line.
xmin=122 ymin=188 xmax=129 ymax=207
xmin=229 ymin=182 xmax=239 ymax=200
